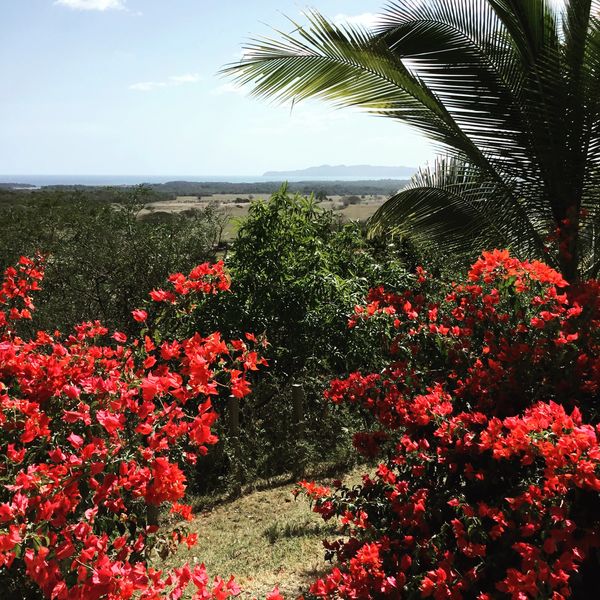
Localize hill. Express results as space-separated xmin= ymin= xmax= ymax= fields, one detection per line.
xmin=263 ymin=164 xmax=416 ymax=178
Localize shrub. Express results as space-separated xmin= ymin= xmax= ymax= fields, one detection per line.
xmin=185 ymin=188 xmax=413 ymax=489
xmin=299 ymin=250 xmax=600 ymax=599
xmin=0 ymin=255 xmax=267 ymax=599
xmin=0 ymin=187 xmax=224 ymax=334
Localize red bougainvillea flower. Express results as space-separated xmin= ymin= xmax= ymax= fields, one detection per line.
xmin=0 ymin=256 xmax=270 ymax=599
xmin=132 ymin=309 xmax=148 ymax=322
xmin=299 ymin=250 xmax=600 ymax=599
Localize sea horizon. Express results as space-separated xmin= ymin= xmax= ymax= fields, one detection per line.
xmin=0 ymin=174 xmax=411 ymax=188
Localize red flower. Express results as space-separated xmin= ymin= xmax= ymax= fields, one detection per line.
xmin=0 ymin=256 xmax=266 ymax=600
xmin=266 ymin=586 xmax=284 ymax=600
xmin=132 ymin=309 xmax=148 ymax=322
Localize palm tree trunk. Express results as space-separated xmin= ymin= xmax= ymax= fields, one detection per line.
xmin=572 ymin=549 xmax=600 ymax=598
xmin=558 ymin=229 xmax=579 ymax=284
xmin=556 ymin=204 xmax=581 ymax=284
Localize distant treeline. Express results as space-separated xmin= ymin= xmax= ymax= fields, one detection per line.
xmin=0 ymin=183 xmax=37 ymax=189
xmin=0 ymin=178 xmax=409 ymax=199
xmin=147 ymin=179 xmax=409 ymax=197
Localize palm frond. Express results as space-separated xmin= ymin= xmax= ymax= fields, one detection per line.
xmin=487 ymin=0 xmax=559 ymax=63
xmin=222 ymin=11 xmax=510 ymax=173
xmin=581 ymin=10 xmax=600 ymax=217
xmin=225 ymin=0 xmax=600 ymax=280
xmin=374 ymin=1 xmax=531 ymax=173
xmin=368 ymin=157 xmax=550 ymax=262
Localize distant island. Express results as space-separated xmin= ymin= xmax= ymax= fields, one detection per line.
xmin=263 ymin=164 xmax=417 ymax=178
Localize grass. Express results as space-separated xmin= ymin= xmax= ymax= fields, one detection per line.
xmin=162 ymin=483 xmax=331 ymax=598
xmin=158 ymin=467 xmax=366 ymax=598
xmin=140 ymin=195 xmax=388 ymax=242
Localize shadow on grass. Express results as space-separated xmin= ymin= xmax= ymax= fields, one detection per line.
xmin=262 ymin=520 xmax=337 ymax=544
xmin=188 ymin=458 xmax=359 ymax=513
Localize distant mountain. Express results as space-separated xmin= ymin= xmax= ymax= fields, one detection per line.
xmin=263 ymin=164 xmax=417 ymax=178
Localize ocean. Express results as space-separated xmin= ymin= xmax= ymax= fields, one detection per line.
xmin=0 ymin=174 xmax=409 ymax=188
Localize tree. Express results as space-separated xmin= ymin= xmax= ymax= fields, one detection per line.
xmin=224 ymin=0 xmax=600 ymax=282
xmin=185 ymin=188 xmax=412 ymax=489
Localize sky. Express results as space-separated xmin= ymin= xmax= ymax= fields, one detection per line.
xmin=0 ymin=0 xmax=433 ymax=176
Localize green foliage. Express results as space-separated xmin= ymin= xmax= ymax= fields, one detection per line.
xmin=207 ymin=187 xmax=410 ymax=375
xmin=0 ymin=187 xmax=223 ymax=334
xmin=184 ymin=188 xmax=414 ymax=492
xmin=0 ymin=185 xmax=425 ymax=496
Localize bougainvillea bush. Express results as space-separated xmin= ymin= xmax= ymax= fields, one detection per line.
xmin=298 ymin=250 xmax=600 ymax=599
xmin=0 ymin=255 xmax=268 ymax=599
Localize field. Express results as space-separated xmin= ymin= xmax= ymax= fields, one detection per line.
xmin=140 ymin=194 xmax=389 ymax=240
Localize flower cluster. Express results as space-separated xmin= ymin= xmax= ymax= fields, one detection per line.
xmin=0 ymin=255 xmax=44 ymax=328
xmin=0 ymin=257 xmax=267 ymax=599
xmin=149 ymin=261 xmax=230 ymax=304
xmin=301 ymin=250 xmax=600 ymax=599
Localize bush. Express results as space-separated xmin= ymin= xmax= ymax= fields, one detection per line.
xmin=0 ymin=256 xmax=268 ymax=599
xmin=206 ymin=189 xmax=414 ymax=374
xmin=0 ymin=187 xmax=223 ymax=334
xmin=183 ymin=188 xmax=413 ymax=490
xmin=299 ymin=250 xmax=600 ymax=599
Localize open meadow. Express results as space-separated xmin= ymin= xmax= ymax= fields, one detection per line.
xmin=139 ymin=194 xmax=390 ymax=240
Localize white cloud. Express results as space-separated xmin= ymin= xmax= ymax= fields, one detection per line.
xmin=129 ymin=73 xmax=201 ymax=92
xmin=333 ymin=13 xmax=380 ymax=30
xmin=169 ymin=73 xmax=201 ymax=84
xmin=211 ymin=82 xmax=245 ymax=96
xmin=55 ymin=0 xmax=126 ymax=10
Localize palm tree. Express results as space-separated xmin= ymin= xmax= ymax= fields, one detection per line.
xmin=223 ymin=0 xmax=600 ymax=282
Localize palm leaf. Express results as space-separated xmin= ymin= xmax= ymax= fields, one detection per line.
xmin=225 ymin=0 xmax=600 ymax=280
xmin=223 ymin=11 xmax=510 ymax=171
xmin=368 ymin=157 xmax=550 ymax=262
xmin=376 ymin=0 xmax=528 ymax=165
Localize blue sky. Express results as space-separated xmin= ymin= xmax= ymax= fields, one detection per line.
xmin=1 ymin=0 xmax=433 ymax=176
